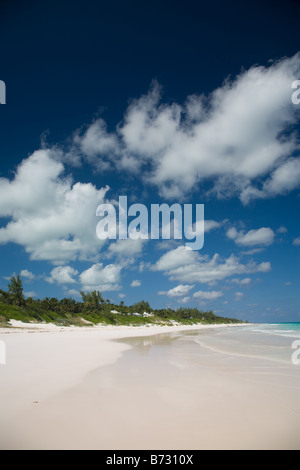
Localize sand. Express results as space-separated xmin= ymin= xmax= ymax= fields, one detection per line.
xmin=0 ymin=322 xmax=299 ymax=450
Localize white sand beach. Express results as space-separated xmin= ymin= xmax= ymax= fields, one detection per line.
xmin=0 ymin=322 xmax=300 ymax=450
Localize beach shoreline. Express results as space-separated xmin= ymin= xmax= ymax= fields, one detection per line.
xmin=1 ymin=321 xmax=299 ymax=450
xmin=0 ymin=322 xmax=235 ymax=415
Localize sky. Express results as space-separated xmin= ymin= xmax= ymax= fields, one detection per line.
xmin=0 ymin=0 xmax=299 ymax=322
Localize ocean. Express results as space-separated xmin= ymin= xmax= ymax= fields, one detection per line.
xmin=174 ymin=323 xmax=300 ymax=366
xmin=244 ymin=322 xmax=300 ymax=338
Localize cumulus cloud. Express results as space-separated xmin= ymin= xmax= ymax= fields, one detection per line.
xmin=159 ymin=284 xmax=195 ymax=297
xmin=277 ymin=226 xmax=288 ymax=234
xmin=79 ymin=263 xmax=122 ymax=292
xmin=20 ymin=269 xmax=35 ymax=280
xmin=234 ymin=292 xmax=244 ymax=301
xmin=130 ymin=279 xmax=141 ymax=287
xmin=184 ymin=219 xmax=223 ymax=240
xmin=0 ymin=150 xmax=109 ymax=264
xmin=226 ymin=227 xmax=275 ymax=246
xmin=73 ymin=119 xmax=120 ymax=171
xmin=152 ymin=245 xmax=271 ymax=284
xmin=67 ymin=289 xmax=82 ymax=299
xmin=241 ymin=247 xmax=265 ymax=255
xmin=47 ymin=266 xmax=79 ymax=284
xmin=24 ymin=291 xmax=37 ymax=298
xmin=107 ymin=238 xmax=146 ymax=258
xmin=240 ymin=158 xmax=300 ymax=204
xmin=193 ymin=290 xmax=223 ymax=300
xmin=71 ymin=54 xmax=300 ymax=202
xmin=178 ymin=296 xmax=191 ymax=304
xmin=228 ymin=277 xmax=252 ymax=286
xmin=293 ymin=237 xmax=300 ymax=246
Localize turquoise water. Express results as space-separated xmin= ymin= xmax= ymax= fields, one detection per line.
xmin=245 ymin=322 xmax=300 ymax=338
xmin=179 ymin=324 xmax=300 ymax=365
xmin=119 ymin=324 xmax=300 ymax=368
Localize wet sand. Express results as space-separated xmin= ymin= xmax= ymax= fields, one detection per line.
xmin=0 ymin=324 xmax=300 ymax=449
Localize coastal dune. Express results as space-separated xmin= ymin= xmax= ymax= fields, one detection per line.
xmin=0 ymin=323 xmax=299 ymax=450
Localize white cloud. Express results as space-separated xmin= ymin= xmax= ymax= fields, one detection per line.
xmin=79 ymin=263 xmax=122 ymax=292
xmin=20 ymin=269 xmax=35 ymax=280
xmin=241 ymin=158 xmax=300 ymax=204
xmin=159 ymin=284 xmax=195 ymax=297
xmin=130 ymin=280 xmax=141 ymax=287
xmin=293 ymin=237 xmax=300 ymax=246
xmin=266 ymin=158 xmax=300 ymax=195
xmin=154 ymin=245 xmax=197 ymax=272
xmin=138 ymin=261 xmax=151 ymax=272
xmin=227 ymin=227 xmax=275 ymax=246
xmin=67 ymin=289 xmax=82 ymax=299
xmin=107 ymin=238 xmax=146 ymax=258
xmin=47 ymin=266 xmax=79 ymax=284
xmin=0 ymin=150 xmax=110 ymax=264
xmin=24 ymin=291 xmax=37 ymax=298
xmin=178 ymin=296 xmax=191 ymax=304
xmin=74 ymin=119 xmax=119 ymax=171
xmin=242 ymin=277 xmax=256 ymax=285
xmin=277 ymin=225 xmax=288 ymax=234
xmin=155 ymin=239 xmax=180 ymax=251
xmin=193 ymin=290 xmax=223 ymax=300
xmin=72 ymin=54 xmax=300 ymax=202
xmin=228 ymin=277 xmax=252 ymax=286
xmin=152 ymin=245 xmax=271 ymax=284
xmin=241 ymin=247 xmax=265 ymax=255
xmin=234 ymin=292 xmax=244 ymax=301
xmin=184 ymin=219 xmax=222 ymax=239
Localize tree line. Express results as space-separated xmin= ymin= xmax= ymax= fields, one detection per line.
xmin=0 ymin=274 xmax=244 ymax=326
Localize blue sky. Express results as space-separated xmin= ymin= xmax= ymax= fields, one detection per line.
xmin=0 ymin=0 xmax=299 ymax=322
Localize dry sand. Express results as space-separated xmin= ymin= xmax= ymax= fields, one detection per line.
xmin=0 ymin=321 xmax=299 ymax=450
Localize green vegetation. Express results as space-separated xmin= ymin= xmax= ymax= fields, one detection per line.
xmin=0 ymin=275 xmax=245 ymax=327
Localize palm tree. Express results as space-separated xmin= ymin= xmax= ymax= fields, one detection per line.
xmin=8 ymin=274 xmax=25 ymax=306
xmin=59 ymin=297 xmax=76 ymax=313
xmin=80 ymin=290 xmax=104 ymax=311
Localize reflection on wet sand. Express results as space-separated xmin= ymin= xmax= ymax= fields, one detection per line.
xmin=115 ymin=331 xmax=182 ymax=355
